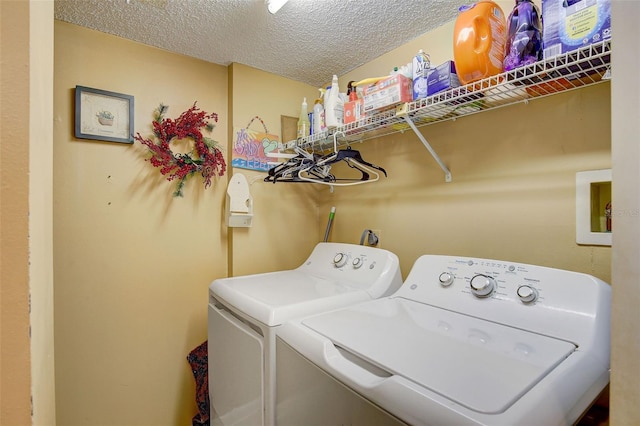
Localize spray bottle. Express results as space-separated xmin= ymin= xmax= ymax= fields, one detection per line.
xmin=347 ymin=81 xmax=358 ymax=102
xmin=324 ymin=75 xmax=344 ymax=128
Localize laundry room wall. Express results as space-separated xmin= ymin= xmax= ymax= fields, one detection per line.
xmin=53 ymin=21 xmax=229 ymax=425
xmin=32 ymin=3 xmax=639 ymax=426
xmin=1 ymin=2 xmax=34 ymax=424
xmin=227 ymin=63 xmax=320 ymax=277
xmin=49 ymin=3 xmax=614 ymax=424
xmin=326 ymin=1 xmax=612 ymax=284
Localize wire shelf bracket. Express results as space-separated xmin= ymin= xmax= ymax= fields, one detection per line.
xmin=402 ymin=115 xmax=452 ymax=182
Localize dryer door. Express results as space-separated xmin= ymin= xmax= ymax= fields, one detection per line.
xmin=209 ymin=299 xmax=264 ymax=425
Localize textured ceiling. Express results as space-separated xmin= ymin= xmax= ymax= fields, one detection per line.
xmin=54 ymin=0 xmax=458 ymax=88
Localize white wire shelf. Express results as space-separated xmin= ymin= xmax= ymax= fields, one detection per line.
xmin=285 ymin=39 xmax=611 ymax=153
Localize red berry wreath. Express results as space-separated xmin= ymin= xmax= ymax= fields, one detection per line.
xmin=135 ymin=102 xmax=226 ymax=197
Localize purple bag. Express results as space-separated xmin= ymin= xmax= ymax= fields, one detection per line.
xmin=504 ymin=0 xmax=543 ymax=71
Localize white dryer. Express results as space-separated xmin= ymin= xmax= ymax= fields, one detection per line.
xmin=207 ymin=242 xmax=402 ymax=426
xmin=276 ymin=255 xmax=611 ymax=426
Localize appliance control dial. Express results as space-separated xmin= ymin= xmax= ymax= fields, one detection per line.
xmin=333 ymin=253 xmax=348 ymax=268
xmin=517 ymin=285 xmax=538 ymax=303
xmin=352 ymin=257 xmax=363 ymax=269
xmin=470 ymin=274 xmax=496 ymax=297
xmin=438 ymin=272 xmax=454 ymax=287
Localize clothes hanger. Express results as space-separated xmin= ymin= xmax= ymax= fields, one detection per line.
xmin=301 ymin=131 xmax=372 ymax=183
xmin=313 ymin=131 xmax=387 ymax=177
xmin=265 ymin=131 xmax=385 ymax=186
xmin=265 ymin=147 xmax=335 ymax=183
xmin=297 ymin=156 xmax=380 ymax=187
xmin=265 ymin=146 xmax=312 ymax=181
xmin=265 ymin=157 xmax=309 ymax=183
xmin=321 ymin=146 xmax=387 ymax=177
xmin=314 ymin=130 xmax=345 ymax=167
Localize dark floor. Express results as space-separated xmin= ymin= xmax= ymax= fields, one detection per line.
xmin=577 ymin=405 xmax=609 ymax=426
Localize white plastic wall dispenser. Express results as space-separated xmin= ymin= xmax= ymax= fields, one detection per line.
xmin=226 ymin=173 xmax=253 ymax=227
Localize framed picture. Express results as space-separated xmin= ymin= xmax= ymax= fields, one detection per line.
xmin=75 ymin=85 xmax=134 ymax=144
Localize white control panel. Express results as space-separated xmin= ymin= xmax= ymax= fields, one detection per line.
xmin=395 ymin=255 xmax=611 ymax=345
xmin=209 ymin=242 xmax=403 ymax=326
xmin=297 ymin=242 xmax=403 ymax=298
xmin=330 ymin=250 xmax=376 ymax=271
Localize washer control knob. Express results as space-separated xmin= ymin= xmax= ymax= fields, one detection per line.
xmin=517 ymin=285 xmax=538 ymax=303
xmin=438 ymin=272 xmax=454 ymax=287
xmin=470 ymin=274 xmax=496 ymax=297
xmin=333 ymin=253 xmax=348 ymax=268
xmin=352 ymin=257 xmax=363 ymax=269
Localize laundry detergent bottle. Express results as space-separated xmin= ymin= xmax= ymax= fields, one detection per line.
xmin=453 ymin=1 xmax=507 ymax=85
xmin=503 ymin=0 xmax=542 ymax=71
xmin=324 ymin=75 xmax=344 ymax=128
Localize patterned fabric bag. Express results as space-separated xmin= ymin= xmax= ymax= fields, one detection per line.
xmin=187 ymin=341 xmax=210 ymax=426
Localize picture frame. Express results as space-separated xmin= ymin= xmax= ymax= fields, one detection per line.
xmin=75 ymin=85 xmax=134 ymax=144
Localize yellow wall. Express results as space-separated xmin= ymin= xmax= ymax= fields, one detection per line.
xmin=610 ymin=3 xmax=640 ymax=424
xmin=52 ymin=21 xmax=322 ymax=426
xmin=54 ymin=21 xmax=228 ymax=425
xmin=1 ymin=1 xmax=33 ymax=424
xmin=30 ymin=1 xmax=57 ymax=424
xmin=328 ymin=2 xmax=611 ymax=284
xmin=228 ymin=63 xmax=319 ymax=276
xmin=322 ymin=88 xmax=612 ymax=281
xmin=37 ymin=2 xmax=638 ymax=425
xmin=2 ymin=1 xmax=56 ymax=424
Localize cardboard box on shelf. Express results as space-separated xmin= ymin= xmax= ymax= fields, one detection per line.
xmin=362 ymin=74 xmax=413 ymax=114
xmin=542 ymin=0 xmax=611 ymax=59
xmin=344 ymin=99 xmax=364 ymax=125
xmin=427 ymin=61 xmax=460 ymax=96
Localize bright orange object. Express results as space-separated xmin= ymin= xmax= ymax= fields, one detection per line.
xmin=453 ymin=1 xmax=507 ymax=85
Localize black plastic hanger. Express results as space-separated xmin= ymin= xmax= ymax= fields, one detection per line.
xmin=321 ymin=146 xmax=387 ymax=177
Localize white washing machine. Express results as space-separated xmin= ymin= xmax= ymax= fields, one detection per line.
xmin=276 ymin=255 xmax=611 ymax=426
xmin=207 ymin=242 xmax=402 ymax=426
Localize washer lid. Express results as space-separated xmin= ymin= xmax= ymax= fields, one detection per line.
xmin=301 ymin=297 xmax=577 ymax=414
xmin=210 ymin=271 xmax=369 ymax=327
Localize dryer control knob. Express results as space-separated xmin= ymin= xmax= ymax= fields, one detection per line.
xmin=439 ymin=272 xmax=454 ymax=287
xmin=517 ymin=285 xmax=538 ymax=303
xmin=470 ymin=274 xmax=496 ymax=297
xmin=352 ymin=257 xmax=363 ymax=269
xmin=333 ymin=253 xmax=348 ymax=268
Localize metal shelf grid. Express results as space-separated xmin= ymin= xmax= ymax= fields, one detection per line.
xmin=285 ymin=39 xmax=611 ymax=153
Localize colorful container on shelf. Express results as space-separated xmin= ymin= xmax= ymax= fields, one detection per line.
xmin=453 ymin=1 xmax=507 ymax=85
xmin=412 ymin=50 xmax=431 ymax=100
xmin=362 ymin=74 xmax=412 ymax=114
xmin=344 ymin=99 xmax=364 ymax=124
xmin=541 ymin=0 xmax=611 ymax=59
xmin=503 ymin=0 xmax=543 ymax=71
xmin=427 ymin=61 xmax=461 ymax=96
